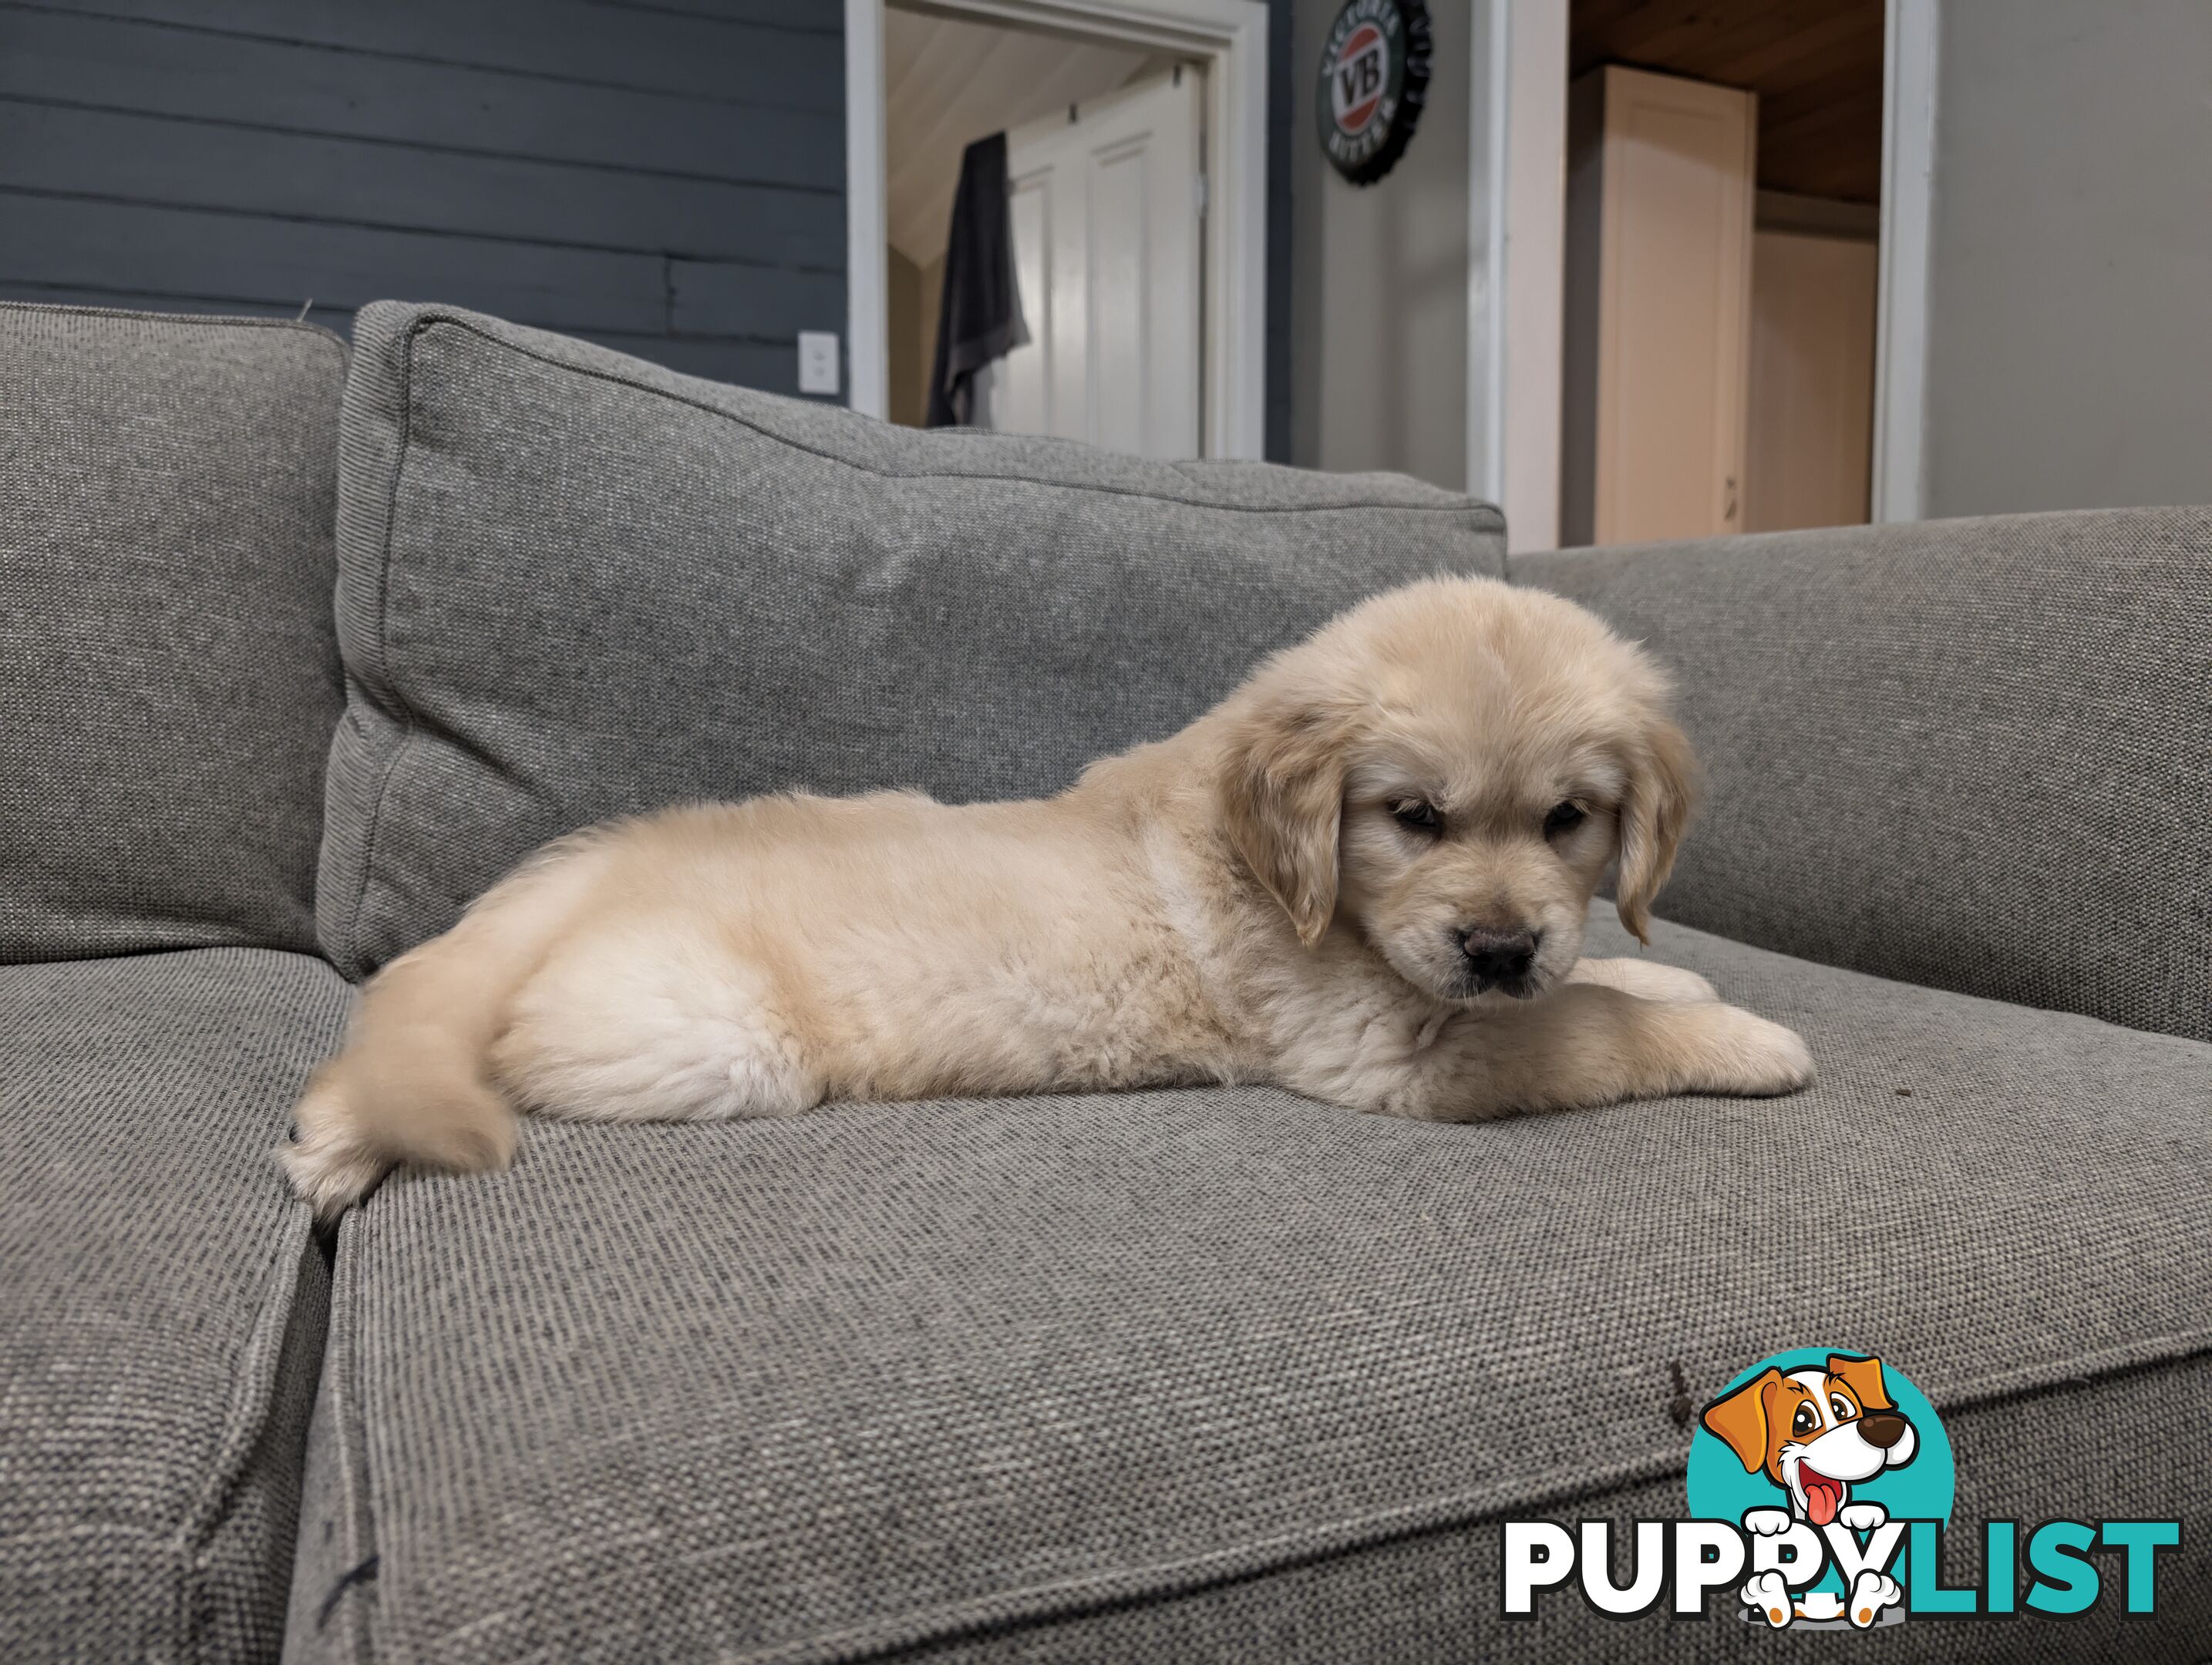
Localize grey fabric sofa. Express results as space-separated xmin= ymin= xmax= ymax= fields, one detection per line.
xmin=1 ymin=298 xmax=2204 ymax=1664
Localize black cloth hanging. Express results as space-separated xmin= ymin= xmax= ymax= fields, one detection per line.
xmin=927 ymin=131 xmax=1029 ymax=428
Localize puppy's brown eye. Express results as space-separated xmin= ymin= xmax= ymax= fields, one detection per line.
xmin=1792 ymin=1404 xmax=1818 ymax=1436
xmin=1392 ymin=799 xmax=1440 ymax=835
xmin=1543 ymin=801 xmax=1587 ymax=838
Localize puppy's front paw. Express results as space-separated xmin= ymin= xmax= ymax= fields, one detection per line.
xmin=1741 ymin=1507 xmax=1793 ymax=1536
xmin=1693 ymin=1004 xmax=1813 ymax=1097
xmin=1572 ymin=957 xmax=1719 ymax=1003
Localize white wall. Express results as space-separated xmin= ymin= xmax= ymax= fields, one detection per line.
xmin=1917 ymin=0 xmax=2212 ymax=517
xmin=1290 ymin=0 xmax=1471 ymax=490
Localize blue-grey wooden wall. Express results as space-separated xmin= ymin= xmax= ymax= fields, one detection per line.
xmin=0 ymin=0 xmax=846 ymax=395
xmin=0 ymin=0 xmax=1291 ymax=449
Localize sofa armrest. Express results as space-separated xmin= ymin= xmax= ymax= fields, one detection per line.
xmin=1510 ymin=509 xmax=2212 ymax=1042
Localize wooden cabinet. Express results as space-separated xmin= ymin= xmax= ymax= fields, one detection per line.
xmin=1744 ymin=229 xmax=1878 ymax=533
xmin=1562 ymin=66 xmax=1756 ymax=547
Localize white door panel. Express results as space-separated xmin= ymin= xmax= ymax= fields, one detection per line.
xmin=995 ymin=69 xmax=1203 ymax=459
xmin=990 ymin=178 xmax=1052 ymax=436
xmin=1089 ymin=139 xmax=1150 ymax=453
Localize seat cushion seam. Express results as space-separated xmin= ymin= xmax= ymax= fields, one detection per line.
xmin=166 ymin=1210 xmax=319 ymax=1662
xmin=340 ymin=1219 xmax=381 ymax=1665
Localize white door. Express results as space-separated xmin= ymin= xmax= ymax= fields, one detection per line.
xmin=982 ymin=69 xmax=1204 ymax=459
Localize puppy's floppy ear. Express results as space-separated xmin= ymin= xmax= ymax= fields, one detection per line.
xmin=1615 ymin=713 xmax=1697 ymax=945
xmin=1218 ymin=692 xmax=1354 ymax=947
xmin=1701 ymin=1367 xmax=1781 ymax=1475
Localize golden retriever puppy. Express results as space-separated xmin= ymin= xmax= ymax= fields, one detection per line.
xmin=284 ymin=576 xmax=1811 ymax=1217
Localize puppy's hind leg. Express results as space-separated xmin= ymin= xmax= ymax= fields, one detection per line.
xmin=284 ymin=1030 xmax=520 ymax=1221
xmin=280 ymin=836 xmax=614 ymax=1220
xmin=491 ymin=920 xmax=825 ymax=1125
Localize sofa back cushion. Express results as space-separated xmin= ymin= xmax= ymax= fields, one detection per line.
xmin=0 ymin=303 xmax=345 ymax=961
xmin=319 ymin=303 xmax=1504 ymax=979
xmin=1513 ymin=510 xmax=2212 ymax=1041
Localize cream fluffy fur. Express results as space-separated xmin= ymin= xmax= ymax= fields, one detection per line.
xmin=284 ymin=576 xmax=1811 ymax=1218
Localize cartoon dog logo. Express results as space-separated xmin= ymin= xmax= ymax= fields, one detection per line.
xmin=1702 ymin=1353 xmax=1917 ymax=1628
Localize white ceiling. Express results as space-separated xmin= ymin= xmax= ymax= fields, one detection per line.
xmin=884 ymin=7 xmax=1167 ymax=267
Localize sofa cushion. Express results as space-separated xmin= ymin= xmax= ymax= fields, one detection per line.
xmin=0 ymin=948 xmax=350 ymax=1664
xmin=317 ymin=302 xmax=1504 ymax=978
xmin=786 ymin=1362 xmax=2212 ymax=1664
xmin=0 ymin=302 xmax=346 ymax=962
xmin=1512 ymin=510 xmax=2212 ymax=1043
xmin=284 ymin=913 xmax=2208 ymax=1663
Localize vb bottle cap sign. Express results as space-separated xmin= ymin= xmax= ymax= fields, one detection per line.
xmin=1317 ymin=0 xmax=1431 ymax=187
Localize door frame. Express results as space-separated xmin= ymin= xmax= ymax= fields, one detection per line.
xmin=1870 ymin=0 xmax=1938 ymax=523
xmin=1465 ymin=0 xmax=1567 ymax=552
xmin=844 ymin=0 xmax=1270 ymax=459
xmin=1466 ymin=0 xmax=1940 ymax=544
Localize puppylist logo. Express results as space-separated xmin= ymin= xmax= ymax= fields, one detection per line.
xmin=1503 ymin=1348 xmax=2181 ymax=1630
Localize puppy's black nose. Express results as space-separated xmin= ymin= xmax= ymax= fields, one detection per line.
xmin=1458 ymin=927 xmax=1539 ymax=987
xmin=1858 ymin=1411 xmax=1909 ymax=1449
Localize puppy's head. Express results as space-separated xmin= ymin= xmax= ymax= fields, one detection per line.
xmin=1216 ymin=577 xmax=1692 ymax=1004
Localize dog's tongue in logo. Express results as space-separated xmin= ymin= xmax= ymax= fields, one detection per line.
xmin=1800 ymin=1467 xmax=1845 ymax=1526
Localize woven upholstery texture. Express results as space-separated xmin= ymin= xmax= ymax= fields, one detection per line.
xmin=887 ymin=1358 xmax=2212 ymax=1664
xmin=0 ymin=949 xmax=352 ymax=1664
xmin=288 ymin=906 xmax=2210 ymax=1663
xmin=1511 ymin=511 xmax=2212 ymax=1041
xmin=0 ymin=302 xmax=346 ymax=962
xmin=317 ymin=302 xmax=1504 ymax=978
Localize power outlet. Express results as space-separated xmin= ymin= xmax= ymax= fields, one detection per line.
xmin=797 ymin=331 xmax=840 ymax=396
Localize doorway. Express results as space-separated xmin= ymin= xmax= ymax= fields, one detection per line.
xmin=1560 ymin=0 xmax=1888 ymax=545
xmin=880 ymin=8 xmax=1202 ymax=455
xmin=844 ymin=0 xmax=1271 ymax=459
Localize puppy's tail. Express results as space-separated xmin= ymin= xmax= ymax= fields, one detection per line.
xmin=281 ymin=836 xmax=610 ymax=1221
